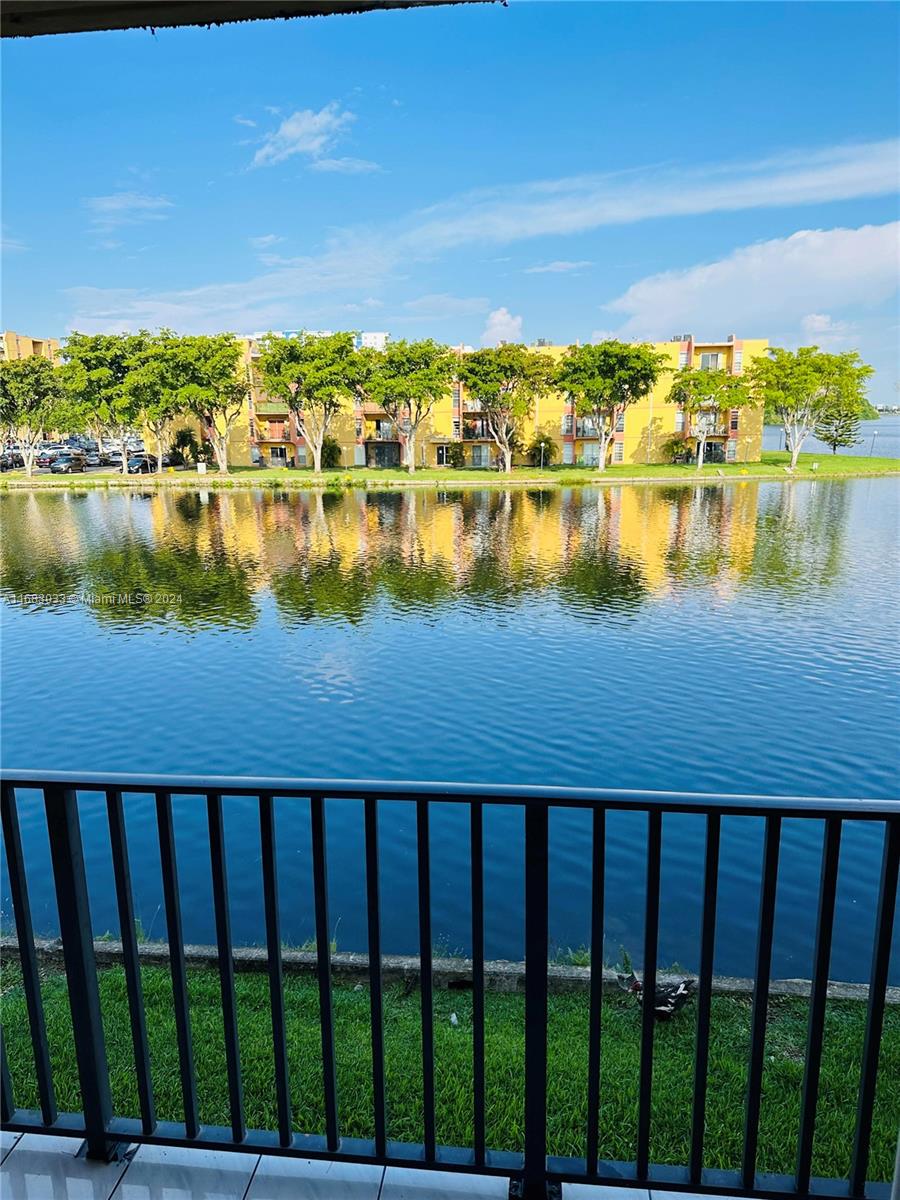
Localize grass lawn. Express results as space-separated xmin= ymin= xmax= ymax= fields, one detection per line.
xmin=2 ymin=964 xmax=897 ymax=1180
xmin=2 ymin=451 xmax=898 ymax=491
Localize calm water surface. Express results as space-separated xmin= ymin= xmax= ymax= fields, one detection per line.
xmin=764 ymin=413 xmax=900 ymax=458
xmin=1 ymin=481 xmax=898 ymax=981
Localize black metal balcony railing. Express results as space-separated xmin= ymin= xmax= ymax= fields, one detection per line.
xmin=0 ymin=770 xmax=897 ymax=1200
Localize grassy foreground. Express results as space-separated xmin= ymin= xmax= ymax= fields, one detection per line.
xmin=2 ymin=964 xmax=898 ymax=1180
xmin=1 ymin=451 xmax=897 ymax=491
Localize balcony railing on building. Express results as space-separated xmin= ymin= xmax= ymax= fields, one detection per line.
xmin=0 ymin=770 xmax=897 ymax=1200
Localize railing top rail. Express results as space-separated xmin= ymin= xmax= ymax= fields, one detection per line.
xmin=2 ymin=769 xmax=898 ymax=817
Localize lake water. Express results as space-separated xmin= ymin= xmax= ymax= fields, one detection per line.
xmin=764 ymin=413 xmax=900 ymax=459
xmin=1 ymin=480 xmax=898 ymax=982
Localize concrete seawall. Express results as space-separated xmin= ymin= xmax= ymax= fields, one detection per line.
xmin=4 ymin=936 xmax=896 ymax=1004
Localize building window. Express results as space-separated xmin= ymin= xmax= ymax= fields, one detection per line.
xmin=615 ymin=411 xmax=625 ymax=433
xmin=678 ymin=350 xmax=689 ymax=368
xmin=730 ymin=409 xmax=739 ymax=431
xmin=452 ymin=419 xmax=460 ymax=437
xmin=582 ymin=442 xmax=600 ymax=467
xmin=613 ymin=442 xmax=624 ymax=463
xmin=726 ymin=440 xmax=737 ymax=462
xmin=674 ymin=410 xmax=685 ymax=432
xmin=451 ymin=383 xmax=461 ymax=404
xmin=249 ymin=419 xmax=256 ymax=438
xmin=700 ymin=352 xmax=721 ymax=371
xmin=471 ymin=444 xmax=489 ymax=468
xmin=355 ymin=419 xmax=363 ymax=438
xmin=733 ymin=351 xmax=743 ymax=373
xmin=562 ymin=414 xmax=573 ymax=435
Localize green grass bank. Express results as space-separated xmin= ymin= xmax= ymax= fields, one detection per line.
xmin=2 ymin=964 xmax=897 ymax=1179
xmin=1 ymin=451 xmax=898 ymax=492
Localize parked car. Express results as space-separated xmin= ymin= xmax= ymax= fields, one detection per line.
xmin=106 ymin=451 xmax=124 ymax=466
xmin=84 ymin=452 xmax=101 ymax=467
xmin=36 ymin=448 xmax=65 ymax=468
xmin=50 ymin=454 xmax=86 ymax=474
xmin=127 ymin=455 xmax=157 ymax=474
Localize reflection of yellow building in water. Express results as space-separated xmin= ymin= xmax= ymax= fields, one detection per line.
xmin=236 ymin=333 xmax=768 ymax=471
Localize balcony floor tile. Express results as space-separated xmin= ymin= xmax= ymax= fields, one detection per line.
xmin=1 ymin=1133 xmax=131 ymax=1200
xmin=110 ymin=1144 xmax=260 ymax=1200
xmin=245 ymin=1155 xmax=384 ymax=1199
xmin=380 ymin=1166 xmax=509 ymax=1198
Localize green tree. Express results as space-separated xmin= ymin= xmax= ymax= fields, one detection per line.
xmin=367 ymin=339 xmax=456 ymax=474
xmin=177 ymin=334 xmax=246 ymax=473
xmin=524 ymin=429 xmax=559 ymax=467
xmin=456 ymin=344 xmax=554 ymax=473
xmin=815 ymin=405 xmax=863 ymax=454
xmin=555 ymin=341 xmax=667 ymax=471
xmin=667 ymin=366 xmax=752 ymax=470
xmin=257 ymin=331 xmax=363 ymax=474
xmin=746 ymin=346 xmax=874 ymax=470
xmin=124 ymin=330 xmax=193 ymax=474
xmin=0 ymin=356 xmax=68 ymax=475
xmin=61 ymin=331 xmax=148 ymax=474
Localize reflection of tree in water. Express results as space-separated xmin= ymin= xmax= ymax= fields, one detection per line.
xmin=750 ymin=481 xmax=849 ymax=596
xmin=665 ymin=485 xmax=733 ymax=584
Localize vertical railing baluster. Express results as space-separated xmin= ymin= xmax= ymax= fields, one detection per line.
xmin=44 ymin=786 xmax=118 ymax=1160
xmin=690 ymin=811 xmax=721 ymax=1185
xmin=310 ymin=793 xmax=339 ymax=1152
xmin=850 ymin=817 xmax=900 ymax=1197
xmin=1 ymin=784 xmax=56 ymax=1126
xmin=364 ymin=797 xmax=387 ymax=1157
xmin=520 ymin=803 xmax=550 ymax=1200
xmin=636 ymin=810 xmax=662 ymax=1180
xmin=796 ymin=817 xmax=842 ymax=1193
xmin=106 ymin=788 xmax=156 ymax=1134
xmin=155 ymin=790 xmax=199 ymax=1139
xmin=416 ymin=798 xmax=436 ymax=1161
xmin=742 ymin=813 xmax=781 ymax=1190
xmin=207 ymin=792 xmax=245 ymax=1143
xmin=259 ymin=794 xmax=292 ymax=1147
xmin=586 ymin=806 xmax=606 ymax=1176
xmin=1 ymin=1026 xmax=14 ymax=1123
xmin=471 ymin=800 xmax=486 ymax=1168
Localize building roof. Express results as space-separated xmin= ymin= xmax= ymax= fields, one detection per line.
xmin=1 ymin=0 xmax=490 ymax=38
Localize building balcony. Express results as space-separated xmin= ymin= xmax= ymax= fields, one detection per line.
xmin=253 ymin=402 xmax=291 ymax=417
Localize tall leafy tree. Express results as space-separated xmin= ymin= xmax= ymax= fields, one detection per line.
xmin=60 ymin=332 xmax=149 ymax=474
xmin=555 ymin=340 xmax=668 ymax=471
xmin=456 ymin=344 xmax=554 ymax=473
xmin=178 ymin=334 xmax=246 ymax=473
xmin=0 ymin=356 xmax=67 ymax=475
xmin=367 ymin=339 xmax=456 ymax=473
xmin=124 ymin=330 xmax=192 ymax=473
xmin=746 ymin=346 xmax=874 ymax=470
xmin=667 ymin=366 xmax=752 ymax=469
xmin=257 ymin=331 xmax=363 ymax=473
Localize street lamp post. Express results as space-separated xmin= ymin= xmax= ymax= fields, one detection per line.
xmin=540 ymin=441 xmax=546 ymax=470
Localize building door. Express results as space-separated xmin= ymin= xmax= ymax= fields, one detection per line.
xmin=436 ymin=444 xmax=449 ymax=466
xmin=268 ymin=445 xmax=287 ymax=467
xmin=367 ymin=442 xmax=401 ymax=468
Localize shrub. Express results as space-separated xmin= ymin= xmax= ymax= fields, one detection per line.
xmin=524 ymin=433 xmax=559 ymax=467
xmin=321 ymin=437 xmax=342 ymax=470
xmin=445 ymin=443 xmax=466 ymax=469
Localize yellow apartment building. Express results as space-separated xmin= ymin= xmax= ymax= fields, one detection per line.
xmin=1 ymin=330 xmax=60 ymax=362
xmin=238 ymin=333 xmax=768 ymax=470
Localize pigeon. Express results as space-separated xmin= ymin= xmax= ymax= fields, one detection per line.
xmin=617 ymin=970 xmax=697 ymax=1021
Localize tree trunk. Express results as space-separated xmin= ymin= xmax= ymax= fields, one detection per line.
xmin=502 ymin=446 xmax=512 ymax=473
xmin=597 ymin=430 xmax=610 ymax=471
xmin=120 ymin=435 xmax=129 ymax=475
xmin=156 ymin=432 xmax=165 ymax=476
xmin=210 ymin=432 xmax=228 ymax=473
xmin=311 ymin=439 xmax=323 ymax=474
xmin=407 ymin=430 xmax=416 ymax=474
xmin=696 ymin=434 xmax=706 ymax=470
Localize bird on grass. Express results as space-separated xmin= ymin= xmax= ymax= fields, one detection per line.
xmin=617 ymin=970 xmax=697 ymax=1021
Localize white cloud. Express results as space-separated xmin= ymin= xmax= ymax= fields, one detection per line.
xmin=405 ymin=139 xmax=899 ymax=254
xmin=525 ymin=260 xmax=593 ymax=274
xmin=234 ymin=115 xmax=256 ymax=128
xmin=85 ymin=191 xmax=173 ymax=232
xmin=1 ymin=231 xmax=27 ymax=253
xmin=481 ymin=307 xmax=522 ymax=346
xmin=249 ymin=234 xmax=284 ymax=250
xmin=252 ymin=103 xmax=356 ymax=168
xmin=309 ymin=156 xmax=380 ymax=175
xmin=800 ymin=312 xmax=857 ymax=346
xmin=605 ymin=222 xmax=899 ymax=339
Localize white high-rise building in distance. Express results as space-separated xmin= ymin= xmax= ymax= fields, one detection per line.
xmin=248 ymin=330 xmax=390 ymax=351
xmin=354 ymin=331 xmax=390 ymax=352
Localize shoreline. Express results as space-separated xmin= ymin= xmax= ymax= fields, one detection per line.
xmin=2 ymin=455 xmax=898 ymax=493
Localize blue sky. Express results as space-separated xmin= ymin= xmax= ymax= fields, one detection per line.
xmin=2 ymin=1 xmax=899 ymax=401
